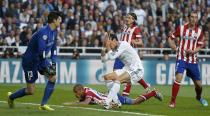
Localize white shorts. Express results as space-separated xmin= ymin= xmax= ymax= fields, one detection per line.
xmin=126 ymin=67 xmax=144 ymax=84
xmin=114 ymin=66 xmax=144 ymax=84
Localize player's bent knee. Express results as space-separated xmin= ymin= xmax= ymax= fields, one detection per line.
xmin=104 ymin=75 xmax=109 ymax=80
xmin=104 ymin=75 xmax=115 ymax=80
xmin=26 ymin=88 xmax=35 ymax=95
xmin=195 ymin=85 xmax=202 ymax=89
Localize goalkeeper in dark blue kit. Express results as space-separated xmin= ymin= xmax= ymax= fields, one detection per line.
xmin=7 ymin=11 xmax=62 ymax=111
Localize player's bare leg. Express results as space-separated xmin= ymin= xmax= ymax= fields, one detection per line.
xmin=26 ymin=83 xmax=36 ymax=95
xmin=104 ymin=72 xmax=118 ymax=93
xmin=103 ymin=72 xmax=130 ymax=109
xmin=104 ymin=72 xmax=118 ymax=81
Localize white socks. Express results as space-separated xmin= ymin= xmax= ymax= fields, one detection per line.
xmin=105 ymin=80 xmax=114 ymax=91
xmin=105 ymin=81 xmax=120 ymax=104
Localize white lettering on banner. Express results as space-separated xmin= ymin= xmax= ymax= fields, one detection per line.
xmin=60 ymin=62 xmax=76 ymax=84
xmin=202 ymin=64 xmax=210 ymax=85
xmin=168 ymin=64 xmax=176 ymax=85
xmin=12 ymin=61 xmax=21 ymax=83
xmin=22 ymin=70 xmax=26 ymax=83
xmin=37 ymin=74 xmax=45 ymax=84
xmin=0 ymin=61 xmax=10 ymax=83
xmin=156 ymin=63 xmax=166 ymax=84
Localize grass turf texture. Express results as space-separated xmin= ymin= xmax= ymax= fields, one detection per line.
xmin=0 ymin=84 xmax=209 ymax=116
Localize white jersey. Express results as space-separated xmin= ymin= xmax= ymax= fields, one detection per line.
xmin=103 ymin=41 xmax=143 ymax=69
xmin=102 ymin=41 xmax=144 ymax=84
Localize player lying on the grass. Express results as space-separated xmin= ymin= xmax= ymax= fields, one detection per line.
xmin=100 ymin=36 xmax=163 ymax=109
xmin=63 ymin=84 xmax=162 ymax=108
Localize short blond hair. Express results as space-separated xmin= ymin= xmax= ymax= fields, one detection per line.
xmin=73 ymin=84 xmax=84 ymax=93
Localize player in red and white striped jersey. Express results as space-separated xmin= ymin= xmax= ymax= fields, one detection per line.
xmin=63 ymin=84 xmax=162 ymax=109
xmin=63 ymin=84 xmax=107 ymax=105
xmin=168 ymin=11 xmax=208 ymax=108
xmin=169 ymin=21 xmax=204 ymax=63
xmin=120 ymin=13 xmax=142 ymax=47
xmin=113 ymin=13 xmax=150 ymax=96
xmin=76 ymin=86 xmax=107 ymax=105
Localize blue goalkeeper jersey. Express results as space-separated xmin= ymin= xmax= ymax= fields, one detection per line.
xmin=22 ymin=25 xmax=57 ymax=69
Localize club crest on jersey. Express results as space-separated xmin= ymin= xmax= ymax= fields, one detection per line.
xmin=43 ymin=35 xmax=48 ymax=40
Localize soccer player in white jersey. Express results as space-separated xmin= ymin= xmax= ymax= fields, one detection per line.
xmin=101 ymin=37 xmax=163 ymax=109
xmin=63 ymin=84 xmax=162 ymax=108
xmin=168 ymin=11 xmax=208 ymax=108
xmin=114 ymin=13 xmax=150 ymax=96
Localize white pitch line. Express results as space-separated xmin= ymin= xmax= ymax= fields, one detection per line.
xmin=0 ymin=101 xmax=165 ymax=116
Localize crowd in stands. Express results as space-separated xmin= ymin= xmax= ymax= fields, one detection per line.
xmin=0 ymin=0 xmax=210 ymax=58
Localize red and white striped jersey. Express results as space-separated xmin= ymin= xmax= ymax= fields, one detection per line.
xmin=120 ymin=24 xmax=141 ymax=47
xmin=170 ymin=23 xmax=204 ymax=63
xmin=84 ymin=87 xmax=107 ymax=104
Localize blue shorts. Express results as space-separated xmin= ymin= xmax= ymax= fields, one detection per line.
xmin=22 ymin=58 xmax=45 ymax=83
xmin=175 ymin=60 xmax=200 ymax=80
xmin=113 ymin=58 xmax=124 ymax=70
xmin=22 ymin=59 xmax=38 ymax=83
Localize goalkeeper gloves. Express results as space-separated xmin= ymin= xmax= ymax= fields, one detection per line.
xmin=41 ymin=65 xmax=56 ymax=77
xmin=51 ymin=62 xmax=56 ymax=71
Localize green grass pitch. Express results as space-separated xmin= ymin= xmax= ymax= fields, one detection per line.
xmin=0 ymin=84 xmax=209 ymax=116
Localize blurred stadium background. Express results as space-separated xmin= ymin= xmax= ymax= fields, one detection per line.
xmin=0 ymin=0 xmax=210 ymax=116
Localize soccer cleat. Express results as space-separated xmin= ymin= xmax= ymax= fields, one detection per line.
xmin=39 ymin=105 xmax=55 ymax=111
xmin=7 ymin=92 xmax=14 ymax=108
xmin=169 ymin=102 xmax=175 ymax=108
xmin=199 ymin=98 xmax=208 ymax=107
xmin=103 ymin=101 xmax=112 ymax=110
xmin=154 ymin=89 xmax=163 ymax=101
xmin=111 ymin=99 xmax=122 ymax=108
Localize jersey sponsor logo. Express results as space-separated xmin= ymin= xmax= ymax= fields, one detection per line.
xmin=43 ymin=35 xmax=48 ymax=40
xmin=121 ymin=32 xmax=130 ymax=34
xmin=183 ymin=36 xmax=195 ymax=40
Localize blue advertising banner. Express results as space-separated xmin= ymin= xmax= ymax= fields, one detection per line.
xmin=0 ymin=58 xmax=210 ymax=85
